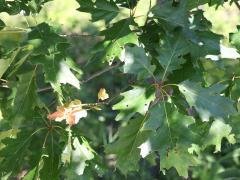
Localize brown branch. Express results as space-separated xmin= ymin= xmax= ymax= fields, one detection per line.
xmin=81 ymin=62 xmax=122 ymax=84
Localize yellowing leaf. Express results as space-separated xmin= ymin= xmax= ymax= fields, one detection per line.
xmin=98 ymin=88 xmax=109 ymax=101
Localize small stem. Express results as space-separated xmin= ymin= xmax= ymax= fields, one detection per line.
xmin=162 ymin=84 xmax=179 ymax=88
xmin=81 ymin=62 xmax=121 ymax=84
xmin=37 ymin=86 xmax=52 ymax=93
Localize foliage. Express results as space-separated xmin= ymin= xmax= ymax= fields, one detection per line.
xmin=0 ymin=0 xmax=240 ymax=179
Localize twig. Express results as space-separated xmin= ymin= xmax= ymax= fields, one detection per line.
xmin=233 ymin=0 xmax=240 ymax=10
xmin=37 ymin=86 xmax=52 ymax=93
xmin=60 ymin=33 xmax=100 ymax=38
xmin=81 ymin=62 xmax=121 ymax=84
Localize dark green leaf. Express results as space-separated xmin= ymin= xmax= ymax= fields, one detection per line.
xmin=105 ymin=114 xmax=151 ymax=174
xmin=179 ymin=80 xmax=237 ymax=121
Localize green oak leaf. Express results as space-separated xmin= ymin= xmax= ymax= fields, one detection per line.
xmin=201 ymin=59 xmax=240 ymax=85
xmin=8 ymin=70 xmax=38 ymax=127
xmin=112 ymin=86 xmax=155 ymax=121
xmin=105 ymin=114 xmax=151 ymax=174
xmin=103 ymin=33 xmax=138 ymax=64
xmin=230 ymin=25 xmax=240 ymax=51
xmin=158 ymin=33 xmax=190 ymax=79
xmin=63 ymin=137 xmax=94 ymax=176
xmin=76 ymin=0 xmax=119 ymax=23
xmin=143 ymin=102 xmax=198 ymax=178
xmin=32 ymin=55 xmax=80 ymax=102
xmin=94 ymin=18 xmax=138 ymax=63
xmin=0 ymin=129 xmax=32 ymax=177
xmin=160 ymin=144 xmax=199 ymax=178
xmin=179 ymin=80 xmax=237 ymax=122
xmin=204 ymin=119 xmax=236 ymax=152
xmin=151 ymin=0 xmax=188 ymax=28
xmin=121 ymin=46 xmax=155 ymax=80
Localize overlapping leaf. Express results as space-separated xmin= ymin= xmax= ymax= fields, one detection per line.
xmin=179 ymin=80 xmax=236 ymax=122
xmin=93 ymin=18 xmax=138 ymax=64
xmin=142 ymin=102 xmax=199 ymax=178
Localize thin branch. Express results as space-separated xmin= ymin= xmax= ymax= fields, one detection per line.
xmin=60 ymin=33 xmax=100 ymax=38
xmin=81 ymin=62 xmax=121 ymax=84
xmin=37 ymin=86 xmax=52 ymax=93
xmin=233 ymin=0 xmax=240 ymax=10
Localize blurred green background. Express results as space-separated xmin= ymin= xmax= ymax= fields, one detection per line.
xmin=0 ymin=1 xmax=240 ymax=179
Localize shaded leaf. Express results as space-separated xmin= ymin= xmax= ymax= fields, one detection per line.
xmin=105 ymin=115 xmax=151 ymax=174
xmin=8 ymin=70 xmax=38 ymax=127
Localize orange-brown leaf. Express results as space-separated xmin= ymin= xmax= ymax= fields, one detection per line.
xmin=47 ymin=107 xmax=65 ymax=121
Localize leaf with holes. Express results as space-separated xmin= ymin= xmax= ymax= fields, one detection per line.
xmin=121 ymin=46 xmax=155 ymax=80
xmin=112 ymin=86 xmax=155 ymax=121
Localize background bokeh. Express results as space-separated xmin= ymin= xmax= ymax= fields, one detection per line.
xmin=0 ymin=0 xmax=240 ymax=179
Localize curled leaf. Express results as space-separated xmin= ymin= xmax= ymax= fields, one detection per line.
xmin=98 ymin=88 xmax=109 ymax=101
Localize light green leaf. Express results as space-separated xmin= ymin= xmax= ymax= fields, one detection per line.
xmin=112 ymin=86 xmax=155 ymax=121
xmin=204 ymin=119 xmax=236 ymax=152
xmin=160 ymin=144 xmax=199 ymax=178
xmin=64 ymin=137 xmax=94 ymax=176
xmin=121 ymin=46 xmax=155 ymax=80
xmin=94 ymin=18 xmax=138 ymax=63
xmin=179 ymin=80 xmax=236 ymax=122
xmin=32 ymin=55 xmax=80 ymax=102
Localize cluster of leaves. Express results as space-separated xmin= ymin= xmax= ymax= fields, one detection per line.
xmin=0 ymin=0 xmax=240 ymax=179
